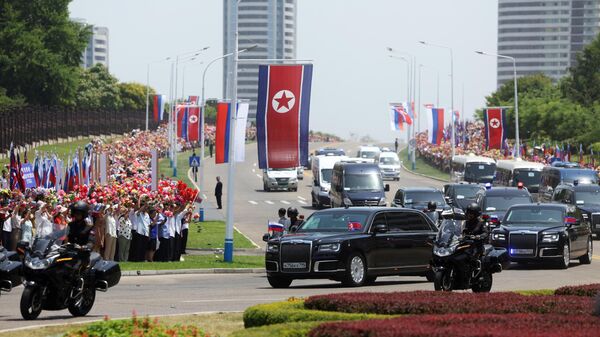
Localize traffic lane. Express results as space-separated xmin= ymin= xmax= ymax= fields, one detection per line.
xmin=2 ymin=257 xmax=600 ymax=330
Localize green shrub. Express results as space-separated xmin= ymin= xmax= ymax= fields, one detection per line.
xmin=64 ymin=316 xmax=209 ymax=337
xmin=243 ymin=299 xmax=383 ymax=328
xmin=231 ymin=321 xmax=319 ymax=337
xmin=516 ymin=289 xmax=555 ymax=296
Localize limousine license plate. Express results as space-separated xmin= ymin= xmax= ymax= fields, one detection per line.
xmin=511 ymin=249 xmax=533 ymax=255
xmin=283 ymin=262 xmax=307 ymax=269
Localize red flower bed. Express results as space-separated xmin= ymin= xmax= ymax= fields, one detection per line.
xmin=309 ymin=313 xmax=600 ymax=337
xmin=555 ymin=284 xmax=600 ymax=297
xmin=304 ymin=291 xmax=593 ymax=315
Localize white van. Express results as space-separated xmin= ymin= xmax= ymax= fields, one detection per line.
xmin=311 ymin=155 xmax=347 ymax=208
xmin=376 ymin=152 xmax=401 ymax=181
xmin=263 ymin=168 xmax=298 ymax=192
xmin=356 ymin=146 xmax=381 ymax=163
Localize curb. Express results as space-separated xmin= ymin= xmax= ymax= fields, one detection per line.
xmin=121 ymin=268 xmax=266 ymax=276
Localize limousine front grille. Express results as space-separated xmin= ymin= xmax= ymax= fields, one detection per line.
xmin=509 ymin=233 xmax=537 ymax=257
xmin=280 ymin=241 xmax=311 ymax=273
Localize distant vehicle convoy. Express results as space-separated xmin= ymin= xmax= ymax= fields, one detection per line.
xmin=451 ymin=154 xmax=496 ymax=184
xmin=376 ymin=152 xmax=401 ymax=181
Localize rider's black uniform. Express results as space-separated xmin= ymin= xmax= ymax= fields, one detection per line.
xmin=67 ymin=218 xmax=96 ymax=250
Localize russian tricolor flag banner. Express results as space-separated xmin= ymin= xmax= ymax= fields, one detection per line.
xmin=215 ymin=102 xmax=249 ymax=164
xmin=176 ymin=105 xmax=188 ymax=140
xmin=484 ymin=108 xmax=507 ymax=150
xmin=427 ymin=108 xmax=445 ymax=145
xmin=389 ymin=102 xmax=412 ymax=131
xmin=153 ymin=95 xmax=165 ymax=122
xmin=256 ymin=64 xmax=313 ymax=169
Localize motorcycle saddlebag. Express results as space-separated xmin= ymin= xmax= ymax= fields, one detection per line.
xmin=484 ymin=247 xmax=509 ymax=267
xmin=93 ymin=260 xmax=121 ymax=288
xmin=0 ymin=260 xmax=22 ymax=290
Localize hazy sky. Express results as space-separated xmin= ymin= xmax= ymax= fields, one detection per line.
xmin=69 ymin=0 xmax=498 ymax=141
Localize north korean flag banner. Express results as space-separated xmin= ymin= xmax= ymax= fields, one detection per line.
xmin=215 ymin=102 xmax=249 ymax=164
xmin=484 ymin=108 xmax=507 ymax=150
xmin=389 ymin=102 xmax=412 ymax=131
xmin=256 ymin=64 xmax=313 ymax=169
xmin=153 ymin=95 xmax=165 ymax=122
xmin=427 ymin=108 xmax=445 ymax=145
xmin=187 ymin=106 xmax=201 ymax=142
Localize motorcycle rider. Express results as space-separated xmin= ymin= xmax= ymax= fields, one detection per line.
xmin=463 ymin=203 xmax=488 ymax=272
xmin=423 ymin=201 xmax=439 ymax=225
xmin=286 ymin=207 xmax=302 ymax=232
xmin=66 ymin=201 xmax=96 ymax=292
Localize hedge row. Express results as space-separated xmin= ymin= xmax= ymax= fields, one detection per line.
xmin=231 ymin=321 xmax=320 ymax=337
xmin=243 ymin=298 xmax=383 ymax=328
xmin=309 ymin=313 xmax=600 ymax=337
xmin=555 ymin=284 xmax=600 ymax=297
xmin=304 ymin=291 xmax=593 ymax=315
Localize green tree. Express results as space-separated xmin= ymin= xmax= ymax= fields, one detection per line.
xmin=119 ymin=82 xmax=154 ymax=110
xmin=75 ymin=64 xmax=122 ymax=109
xmin=562 ymin=33 xmax=600 ymax=107
xmin=0 ymin=87 xmax=25 ymax=107
xmin=0 ymin=0 xmax=90 ymax=106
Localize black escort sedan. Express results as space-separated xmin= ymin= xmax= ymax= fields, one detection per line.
xmin=489 ymin=204 xmax=593 ymax=269
xmin=263 ymin=207 xmax=437 ymax=288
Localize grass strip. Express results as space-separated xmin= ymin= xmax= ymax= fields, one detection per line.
xmin=187 ymin=220 xmax=256 ymax=249
xmin=399 ymin=148 xmax=449 ymax=181
xmin=119 ymin=254 xmax=264 ymax=271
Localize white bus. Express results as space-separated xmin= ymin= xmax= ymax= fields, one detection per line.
xmin=495 ymin=159 xmax=545 ymax=193
xmin=451 ymin=154 xmax=496 ymax=184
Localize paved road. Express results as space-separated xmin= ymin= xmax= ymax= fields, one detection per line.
xmin=2 ymin=142 xmax=599 ymax=331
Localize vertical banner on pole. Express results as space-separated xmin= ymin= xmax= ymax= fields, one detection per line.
xmin=234 ymin=103 xmax=249 ymax=162
xmin=151 ymin=149 xmax=158 ymax=191
xmin=99 ymin=153 xmax=107 ymax=185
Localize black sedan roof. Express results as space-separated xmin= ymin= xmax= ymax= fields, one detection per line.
xmin=508 ymin=203 xmax=568 ymax=211
xmin=480 ymin=187 xmax=530 ymax=197
xmin=400 ymin=187 xmax=441 ymax=192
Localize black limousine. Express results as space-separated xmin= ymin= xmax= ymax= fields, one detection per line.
xmin=263 ymin=207 xmax=437 ymax=288
xmin=490 ymin=204 xmax=593 ymax=269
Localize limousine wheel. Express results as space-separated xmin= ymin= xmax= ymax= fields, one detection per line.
xmin=556 ymin=242 xmax=570 ymax=269
xmin=267 ymin=276 xmax=292 ymax=288
xmin=342 ymin=253 xmax=366 ymax=287
xmin=579 ymin=237 xmax=593 ymax=265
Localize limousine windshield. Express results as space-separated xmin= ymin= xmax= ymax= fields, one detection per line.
xmin=297 ymin=211 xmax=370 ymax=232
xmin=465 ymin=163 xmax=495 ymax=180
xmin=562 ymin=170 xmax=599 ymax=185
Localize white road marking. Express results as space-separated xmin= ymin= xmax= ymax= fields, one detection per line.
xmin=253 ymin=163 xmax=257 ymax=167
xmin=265 ymin=200 xmax=274 ymax=205
xmin=202 ymin=194 xmax=207 ymax=199
xmin=248 ymin=201 xmax=258 ymax=205
xmin=298 ymin=200 xmax=307 ymax=205
xmin=256 ymin=174 xmax=262 ymax=178
xmin=297 ymin=196 xmax=306 ymax=201
xmin=281 ymin=200 xmax=290 ymax=205
xmin=252 ymin=169 xmax=256 ymax=173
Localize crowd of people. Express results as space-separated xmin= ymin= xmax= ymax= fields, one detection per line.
xmin=0 ymin=127 xmax=200 ymax=263
xmin=416 ymin=120 xmax=600 ymax=172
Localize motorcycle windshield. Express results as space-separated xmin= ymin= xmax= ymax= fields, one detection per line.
xmin=436 ymin=220 xmax=463 ymax=247
xmin=32 ymin=229 xmax=67 ymax=256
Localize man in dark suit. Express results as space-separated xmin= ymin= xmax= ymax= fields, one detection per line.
xmin=215 ymin=176 xmax=223 ymax=209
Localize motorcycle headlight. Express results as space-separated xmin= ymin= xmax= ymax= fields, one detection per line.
xmin=25 ymin=256 xmax=53 ymax=270
xmin=267 ymin=244 xmax=279 ymax=253
xmin=343 ymin=197 xmax=353 ymax=206
xmin=379 ymin=197 xmax=387 ymax=206
xmin=433 ymin=245 xmax=457 ymax=257
xmin=491 ymin=233 xmax=506 ymax=241
xmin=542 ymin=233 xmax=560 ymax=243
xmin=318 ymin=243 xmax=341 ymax=252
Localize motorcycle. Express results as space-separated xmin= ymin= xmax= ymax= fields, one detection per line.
xmin=0 ymin=245 xmax=22 ymax=295
xmin=431 ymin=209 xmax=507 ymax=292
xmin=17 ymin=230 xmax=121 ymax=320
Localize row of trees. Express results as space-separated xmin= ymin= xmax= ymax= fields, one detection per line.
xmin=482 ymin=33 xmax=600 ymax=149
xmin=0 ymin=1 xmax=151 ymax=110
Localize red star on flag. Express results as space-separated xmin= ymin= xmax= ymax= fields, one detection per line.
xmin=274 ymin=91 xmax=293 ymax=110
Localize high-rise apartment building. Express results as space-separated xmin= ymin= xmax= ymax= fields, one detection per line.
xmin=73 ymin=19 xmax=110 ymax=70
xmin=497 ymin=0 xmax=600 ymax=86
xmin=223 ymin=0 xmax=297 ymax=118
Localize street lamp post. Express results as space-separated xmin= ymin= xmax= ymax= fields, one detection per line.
xmin=419 ymin=41 xmax=455 ymax=175
xmin=476 ymin=51 xmax=520 ymax=158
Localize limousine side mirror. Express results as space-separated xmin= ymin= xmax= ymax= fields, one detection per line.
xmin=262 ymin=233 xmax=270 ymax=242
xmin=384 ymin=184 xmax=390 ymax=192
xmin=373 ymin=223 xmax=388 ymax=234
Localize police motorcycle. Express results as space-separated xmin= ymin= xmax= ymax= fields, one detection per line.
xmin=431 ymin=208 xmax=507 ymax=292
xmin=0 ymin=245 xmax=22 ymax=296
xmin=17 ymin=229 xmax=121 ymax=320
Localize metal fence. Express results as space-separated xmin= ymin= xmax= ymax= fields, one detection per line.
xmin=0 ymin=106 xmax=159 ymax=153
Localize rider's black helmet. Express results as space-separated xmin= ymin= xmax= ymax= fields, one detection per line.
xmin=287 ymin=207 xmax=299 ymax=217
xmin=427 ymin=201 xmax=437 ymax=211
xmin=70 ymin=201 xmax=89 ymax=217
xmin=465 ymin=202 xmax=481 ymax=217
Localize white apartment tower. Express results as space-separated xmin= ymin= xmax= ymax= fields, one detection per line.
xmin=497 ymin=0 xmax=600 ymax=86
xmin=223 ymin=0 xmax=297 ymax=118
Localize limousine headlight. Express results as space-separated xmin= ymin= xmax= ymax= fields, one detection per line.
xmin=491 ymin=233 xmax=506 ymax=241
xmin=318 ymin=243 xmax=341 ymax=252
xmin=379 ymin=197 xmax=386 ymax=206
xmin=343 ymin=197 xmax=353 ymax=206
xmin=267 ymin=244 xmax=279 ymax=253
xmin=542 ymin=233 xmax=560 ymax=243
